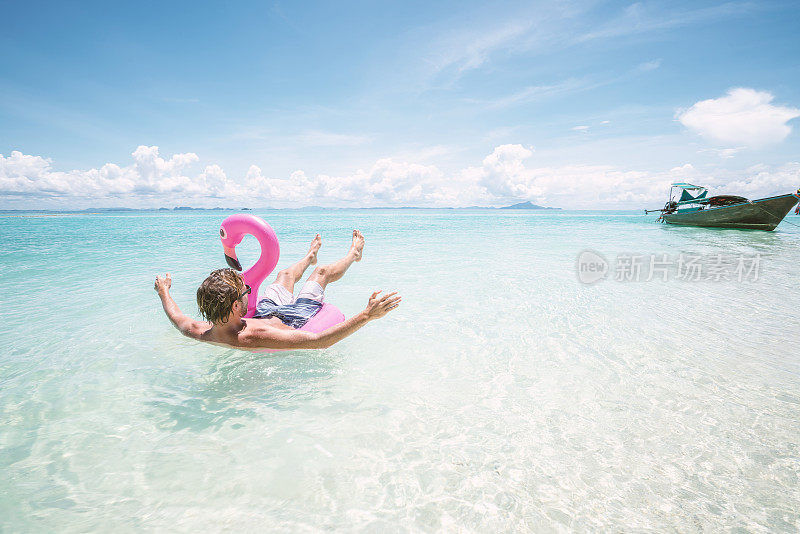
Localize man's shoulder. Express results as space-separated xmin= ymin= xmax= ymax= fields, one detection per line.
xmin=183 ymin=320 xmax=212 ymax=339
xmin=238 ymin=319 xmax=285 ymax=342
xmin=195 ymin=325 xmax=247 ymax=349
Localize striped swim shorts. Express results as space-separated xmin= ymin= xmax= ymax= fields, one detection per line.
xmin=253 ymin=280 xmax=324 ymax=329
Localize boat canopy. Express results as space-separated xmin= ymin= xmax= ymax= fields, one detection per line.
xmin=670 ymin=183 xmax=709 ymax=204
xmin=679 ymin=188 xmax=708 ymax=202
xmin=671 ymin=182 xmax=706 ymax=189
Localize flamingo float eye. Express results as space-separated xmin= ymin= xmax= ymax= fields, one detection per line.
xmin=220 ymin=227 xmax=226 ymax=239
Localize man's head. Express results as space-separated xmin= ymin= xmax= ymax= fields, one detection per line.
xmin=196 ymin=268 xmax=250 ymax=324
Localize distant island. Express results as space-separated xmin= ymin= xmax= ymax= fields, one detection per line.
xmin=173 ymin=206 xmax=251 ymax=211
xmin=499 ymin=201 xmax=561 ymax=210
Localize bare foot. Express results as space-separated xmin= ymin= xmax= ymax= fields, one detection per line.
xmin=308 ymin=234 xmax=322 ymax=265
xmin=351 ymin=229 xmax=365 ymax=262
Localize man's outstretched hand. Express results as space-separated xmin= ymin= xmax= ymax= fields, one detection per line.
xmin=364 ymin=290 xmax=401 ymax=320
xmin=154 ymin=273 xmax=172 ymax=296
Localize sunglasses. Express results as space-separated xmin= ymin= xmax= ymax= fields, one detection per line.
xmin=237 ymin=284 xmax=251 ymax=300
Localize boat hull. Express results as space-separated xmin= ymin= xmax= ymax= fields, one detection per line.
xmin=662 ymin=193 xmax=799 ymax=231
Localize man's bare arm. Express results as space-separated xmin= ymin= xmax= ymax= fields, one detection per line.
xmin=242 ymin=290 xmax=402 ymax=350
xmin=155 ymin=273 xmax=209 ymax=338
xmin=242 ymin=312 xmax=372 ymax=350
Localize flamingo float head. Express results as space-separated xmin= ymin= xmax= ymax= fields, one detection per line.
xmin=218 ymin=214 xmax=281 ymax=317
xmin=219 ymin=222 xmax=243 ymax=271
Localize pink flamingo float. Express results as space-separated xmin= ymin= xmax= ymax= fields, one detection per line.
xmin=219 ymin=214 xmax=345 ymax=335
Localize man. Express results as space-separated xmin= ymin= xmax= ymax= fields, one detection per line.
xmin=155 ymin=230 xmax=401 ymax=350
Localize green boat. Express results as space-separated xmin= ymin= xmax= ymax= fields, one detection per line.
xmin=646 ymin=183 xmax=800 ymax=231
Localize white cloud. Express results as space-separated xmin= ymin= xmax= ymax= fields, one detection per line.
xmin=572 ymin=125 xmax=590 ymax=131
xmin=244 ymin=159 xmax=451 ymax=205
xmin=2 ymin=144 xmax=798 ymax=209
xmin=468 ymin=144 xmax=670 ymax=207
xmin=698 ymin=147 xmax=746 ymax=159
xmin=638 ymin=59 xmax=661 ymax=72
xmin=576 ymin=2 xmax=756 ymax=44
xmin=423 ymin=21 xmax=532 ymax=79
xmin=394 ymin=144 xmax=461 ymax=163
xmin=0 ymin=146 xmax=235 ymax=201
xmin=478 ymin=144 xmax=539 ymax=199
xmin=724 ymin=162 xmax=800 ymax=196
xmin=467 ymin=78 xmax=589 ymax=109
xmin=412 ymin=2 xmax=754 ymax=88
xmin=457 ymin=145 xmax=799 ymax=208
xmin=678 ymin=88 xmax=800 ymax=148
xmin=0 ymin=146 xmax=199 ymax=198
xmin=470 ymin=61 xmax=662 ymax=111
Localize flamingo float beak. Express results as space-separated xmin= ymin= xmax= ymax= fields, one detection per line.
xmin=224 ymin=246 xmax=242 ymax=271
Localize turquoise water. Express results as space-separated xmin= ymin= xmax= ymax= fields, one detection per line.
xmin=1 ymin=209 xmax=799 ymax=531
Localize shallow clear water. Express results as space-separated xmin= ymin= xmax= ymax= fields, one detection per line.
xmin=1 ymin=209 xmax=799 ymax=532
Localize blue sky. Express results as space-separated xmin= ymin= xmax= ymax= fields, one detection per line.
xmin=1 ymin=1 xmax=799 ymax=208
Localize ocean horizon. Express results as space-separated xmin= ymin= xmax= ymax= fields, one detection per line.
xmin=0 ymin=203 xmax=567 ymax=212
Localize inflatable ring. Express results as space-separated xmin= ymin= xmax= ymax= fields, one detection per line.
xmin=219 ymin=214 xmax=346 ymax=341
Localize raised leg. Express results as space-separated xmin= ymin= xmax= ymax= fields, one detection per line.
xmin=308 ymin=230 xmax=364 ymax=289
xmin=274 ymin=234 xmax=321 ymax=292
